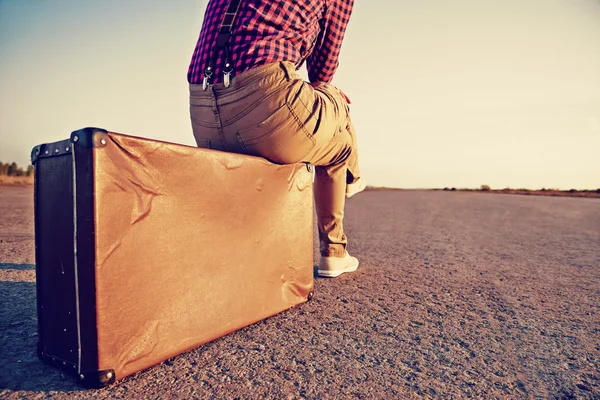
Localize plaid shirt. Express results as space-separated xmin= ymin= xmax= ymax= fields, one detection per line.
xmin=187 ymin=0 xmax=354 ymax=85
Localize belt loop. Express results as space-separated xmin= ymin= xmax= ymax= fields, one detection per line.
xmin=280 ymin=62 xmax=293 ymax=81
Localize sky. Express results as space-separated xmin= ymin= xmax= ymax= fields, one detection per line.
xmin=1 ymin=0 xmax=599 ymax=190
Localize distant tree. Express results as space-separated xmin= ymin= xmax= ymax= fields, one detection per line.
xmin=568 ymin=189 xmax=577 ymax=193
xmin=7 ymin=162 xmax=18 ymax=176
xmin=26 ymin=165 xmax=34 ymax=177
xmin=451 ymin=187 xmax=456 ymax=191
xmin=480 ymin=184 xmax=491 ymax=191
xmin=1 ymin=162 xmax=28 ymax=176
xmin=443 ymin=187 xmax=449 ymax=191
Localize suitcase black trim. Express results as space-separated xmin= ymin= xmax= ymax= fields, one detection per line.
xmin=38 ymin=340 xmax=115 ymax=388
xmin=71 ymin=127 xmax=109 ymax=149
xmin=37 ymin=341 xmax=78 ymax=372
xmin=71 ymin=129 xmax=101 ymax=377
xmin=31 ymin=139 xmax=73 ymax=164
xmin=77 ymin=368 xmax=116 ymax=388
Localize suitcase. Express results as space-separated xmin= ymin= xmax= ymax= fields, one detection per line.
xmin=31 ymin=127 xmax=314 ymax=388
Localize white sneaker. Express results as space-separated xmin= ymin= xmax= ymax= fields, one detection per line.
xmin=318 ymin=251 xmax=359 ymax=278
xmin=346 ymin=177 xmax=366 ymax=198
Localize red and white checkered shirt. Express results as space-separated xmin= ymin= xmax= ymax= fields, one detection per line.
xmin=187 ymin=0 xmax=354 ymax=85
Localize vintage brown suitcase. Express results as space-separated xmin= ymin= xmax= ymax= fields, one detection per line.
xmin=31 ymin=127 xmax=314 ymax=388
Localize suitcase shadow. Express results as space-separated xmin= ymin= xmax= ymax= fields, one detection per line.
xmin=0 ymin=267 xmax=83 ymax=392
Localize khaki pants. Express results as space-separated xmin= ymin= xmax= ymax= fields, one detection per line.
xmin=189 ymin=62 xmax=360 ymax=257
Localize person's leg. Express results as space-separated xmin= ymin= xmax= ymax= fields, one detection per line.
xmin=300 ymin=83 xmax=361 ymax=259
xmin=310 ymin=139 xmax=351 ymax=258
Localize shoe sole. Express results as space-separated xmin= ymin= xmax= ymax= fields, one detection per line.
xmin=317 ymin=262 xmax=359 ymax=278
xmin=346 ymin=179 xmax=366 ymax=199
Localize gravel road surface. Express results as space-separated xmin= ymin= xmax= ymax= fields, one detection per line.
xmin=1 ymin=186 xmax=598 ymax=398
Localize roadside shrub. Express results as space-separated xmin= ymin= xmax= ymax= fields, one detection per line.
xmin=0 ymin=162 xmax=29 ymax=177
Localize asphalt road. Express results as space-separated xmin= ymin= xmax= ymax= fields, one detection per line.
xmin=1 ymin=186 xmax=598 ymax=398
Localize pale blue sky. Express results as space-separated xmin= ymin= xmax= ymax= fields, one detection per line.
xmin=1 ymin=0 xmax=599 ymax=189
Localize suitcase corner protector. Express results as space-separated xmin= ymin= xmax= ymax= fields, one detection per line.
xmin=71 ymin=127 xmax=109 ymax=149
xmin=77 ymin=368 xmax=116 ymax=389
xmin=31 ymin=145 xmax=42 ymax=164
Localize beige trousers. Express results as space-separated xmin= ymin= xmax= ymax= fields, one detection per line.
xmin=189 ymin=62 xmax=360 ymax=257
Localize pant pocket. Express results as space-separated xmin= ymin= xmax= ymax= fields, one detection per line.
xmin=236 ymin=102 xmax=316 ymax=164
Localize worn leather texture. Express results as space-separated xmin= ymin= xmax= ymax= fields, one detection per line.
xmin=91 ymin=132 xmax=314 ymax=379
xmin=33 ymin=129 xmax=314 ymax=385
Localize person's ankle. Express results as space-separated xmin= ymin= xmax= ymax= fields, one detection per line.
xmin=347 ymin=175 xmax=360 ymax=185
xmin=321 ymin=250 xmax=347 ymax=258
